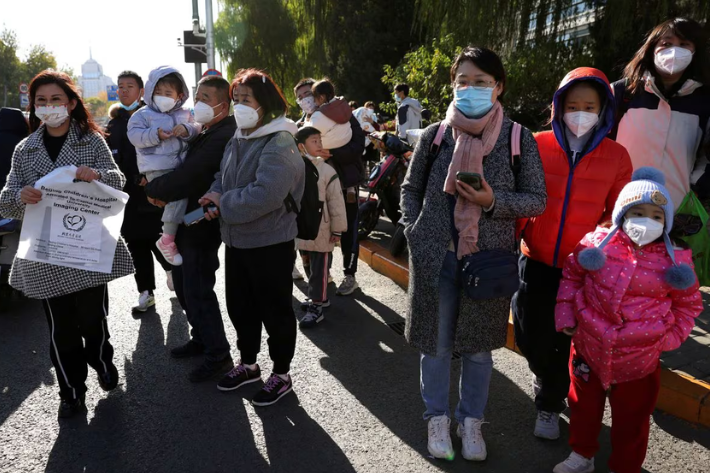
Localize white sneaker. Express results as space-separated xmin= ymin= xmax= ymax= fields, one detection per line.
xmin=336 ymin=275 xmax=358 ymax=296
xmin=457 ymin=417 xmax=487 ymax=461
xmin=553 ymin=452 xmax=595 ymax=473
xmin=292 ymin=266 xmax=304 ymax=281
xmin=427 ymin=415 xmax=455 ymax=460
xmin=166 ymin=270 xmax=175 ymax=292
xmin=532 ymin=375 xmax=542 ymax=397
xmin=132 ymin=291 xmax=155 ymax=313
xmin=534 ymin=410 xmax=560 ymax=440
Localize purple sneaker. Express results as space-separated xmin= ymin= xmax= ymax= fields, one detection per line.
xmin=252 ymin=373 xmax=293 ymax=406
xmin=217 ymin=363 xmax=261 ymax=392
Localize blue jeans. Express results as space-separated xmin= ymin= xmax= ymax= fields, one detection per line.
xmin=420 ymin=251 xmax=493 ymax=422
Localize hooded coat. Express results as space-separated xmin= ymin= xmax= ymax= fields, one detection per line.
xmin=396 ymin=96 xmax=423 ymax=141
xmin=0 ymin=108 xmax=29 ymax=190
xmin=306 ymin=97 xmax=353 ymax=150
xmin=127 ymin=66 xmax=200 ymax=173
xmin=556 ymin=228 xmax=702 ymax=388
xmin=520 ymin=68 xmax=633 ymax=268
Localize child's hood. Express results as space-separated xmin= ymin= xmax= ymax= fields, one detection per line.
xmin=550 ymin=67 xmax=615 ymax=156
xmin=318 ymin=97 xmax=352 ymax=125
xmin=143 ymin=65 xmax=189 ymax=113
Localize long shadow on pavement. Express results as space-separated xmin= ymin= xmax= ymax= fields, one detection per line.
xmin=0 ymin=298 xmax=54 ymax=428
xmin=295 ymin=286 xmax=654 ymax=473
xmin=44 ymin=291 xmax=354 ymax=473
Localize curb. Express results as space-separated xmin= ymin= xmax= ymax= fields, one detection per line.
xmin=358 ymin=239 xmax=710 ymax=427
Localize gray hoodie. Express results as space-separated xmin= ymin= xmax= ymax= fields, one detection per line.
xmin=210 ymin=116 xmax=305 ymax=249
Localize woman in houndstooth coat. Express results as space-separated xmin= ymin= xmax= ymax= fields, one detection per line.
xmin=0 ymin=70 xmax=133 ymax=419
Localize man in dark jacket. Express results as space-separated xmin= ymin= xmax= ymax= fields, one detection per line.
xmin=106 ymin=71 xmax=172 ymax=313
xmin=294 ymin=78 xmax=366 ymax=296
xmin=145 ymin=75 xmax=235 ymax=383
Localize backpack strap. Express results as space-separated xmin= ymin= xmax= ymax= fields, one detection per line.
xmin=423 ymin=122 xmax=448 ymax=179
xmin=327 ymin=173 xmax=339 ymax=186
xmin=509 ymin=121 xmax=523 ymax=177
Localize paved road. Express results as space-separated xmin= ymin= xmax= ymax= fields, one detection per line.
xmin=1 ymin=250 xmax=709 ymax=473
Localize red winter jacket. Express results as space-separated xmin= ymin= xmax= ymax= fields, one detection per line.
xmin=519 ymin=68 xmax=633 ymax=268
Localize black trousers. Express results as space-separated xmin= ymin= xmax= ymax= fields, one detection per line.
xmin=341 ymin=190 xmax=359 ymax=276
xmin=225 ymin=240 xmax=297 ymax=374
xmin=126 ymin=237 xmax=171 ymax=293
xmin=512 ymin=255 xmax=571 ymax=413
xmin=42 ymin=284 xmax=114 ymax=401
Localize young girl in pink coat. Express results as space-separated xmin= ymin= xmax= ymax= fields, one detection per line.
xmin=553 ymin=167 xmax=703 ymax=473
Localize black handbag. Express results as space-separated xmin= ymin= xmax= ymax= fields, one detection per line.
xmin=447 ymin=194 xmax=520 ymax=300
xmin=460 ymin=250 xmax=519 ymax=300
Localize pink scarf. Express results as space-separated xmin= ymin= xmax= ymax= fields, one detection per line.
xmin=443 ymin=101 xmax=504 ymax=258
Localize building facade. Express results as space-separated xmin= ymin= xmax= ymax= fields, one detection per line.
xmin=78 ymin=53 xmax=115 ymax=99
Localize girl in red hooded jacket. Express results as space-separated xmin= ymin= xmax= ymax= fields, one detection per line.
xmin=552 ymin=167 xmax=702 ymax=473
xmin=512 ymin=68 xmax=632 ymax=441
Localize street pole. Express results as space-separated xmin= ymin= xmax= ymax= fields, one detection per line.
xmin=205 ymin=0 xmax=216 ymax=70
xmin=192 ymin=0 xmax=202 ymax=93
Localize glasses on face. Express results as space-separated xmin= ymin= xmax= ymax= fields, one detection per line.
xmin=454 ymin=79 xmax=497 ymax=89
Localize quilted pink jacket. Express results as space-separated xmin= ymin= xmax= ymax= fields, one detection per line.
xmin=556 ymin=228 xmax=703 ymax=388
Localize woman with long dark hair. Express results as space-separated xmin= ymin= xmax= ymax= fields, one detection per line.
xmin=0 ymin=70 xmax=133 ymax=419
xmin=613 ymin=18 xmax=710 ymax=209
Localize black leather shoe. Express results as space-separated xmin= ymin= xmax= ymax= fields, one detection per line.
xmin=188 ymin=357 xmax=233 ymax=383
xmin=58 ymin=394 xmax=86 ymax=419
xmin=98 ymin=362 xmax=119 ymax=392
xmin=171 ymin=340 xmax=205 ymax=359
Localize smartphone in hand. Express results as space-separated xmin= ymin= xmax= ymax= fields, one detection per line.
xmin=456 ymin=172 xmax=482 ymax=191
xmin=183 ymin=204 xmax=218 ymax=226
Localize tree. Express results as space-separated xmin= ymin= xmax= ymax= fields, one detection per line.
xmin=0 ymin=28 xmax=21 ymax=108
xmin=23 ymin=45 xmax=58 ymax=80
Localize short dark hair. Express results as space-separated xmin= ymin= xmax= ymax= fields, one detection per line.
xmin=295 ymin=126 xmax=321 ymax=144
xmin=312 ymin=79 xmax=336 ymax=102
xmin=294 ymin=77 xmax=315 ymax=94
xmin=349 ymin=101 xmax=359 ymax=109
xmin=364 ymin=101 xmax=375 ymax=108
xmin=118 ymin=70 xmax=143 ymax=89
xmin=450 ymin=47 xmax=507 ymax=100
xmin=231 ymin=68 xmax=289 ymax=125
xmin=198 ymin=75 xmax=231 ymax=103
xmin=155 ymin=73 xmax=184 ymax=95
xmin=394 ymin=83 xmax=410 ymax=96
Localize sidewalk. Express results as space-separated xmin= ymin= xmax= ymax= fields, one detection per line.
xmin=358 ymin=232 xmax=710 ymax=428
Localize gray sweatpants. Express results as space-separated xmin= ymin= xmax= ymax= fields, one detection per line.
xmin=145 ymin=169 xmax=188 ymax=236
xmin=306 ymin=251 xmax=332 ymax=303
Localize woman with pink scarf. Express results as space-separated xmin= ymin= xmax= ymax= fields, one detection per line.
xmin=401 ymin=47 xmax=547 ymax=462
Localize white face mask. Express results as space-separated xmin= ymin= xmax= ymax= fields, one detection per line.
xmin=193 ymin=101 xmax=224 ymax=125
xmin=153 ymin=95 xmax=177 ymax=113
xmin=654 ymin=47 xmax=694 ymax=75
xmin=35 ymin=105 xmax=70 ymax=128
xmin=563 ymin=111 xmax=599 ymax=138
xmin=623 ymin=217 xmax=665 ymax=246
xmin=297 ymin=96 xmax=316 ymax=115
xmin=234 ymin=104 xmax=261 ymax=129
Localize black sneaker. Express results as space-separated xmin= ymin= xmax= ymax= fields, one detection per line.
xmin=299 ymin=304 xmax=324 ymax=329
xmin=217 ymin=363 xmax=262 ymax=392
xmin=252 ymin=373 xmax=293 ymax=407
xmin=58 ymin=394 xmax=86 ymax=419
xmin=300 ymin=299 xmax=330 ymax=311
xmin=188 ymin=357 xmax=233 ymax=383
xmin=97 ymin=362 xmax=119 ymax=392
xmin=171 ymin=340 xmax=205 ymax=359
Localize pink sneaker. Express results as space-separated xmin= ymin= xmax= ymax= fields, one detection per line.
xmin=156 ymin=236 xmax=183 ymax=266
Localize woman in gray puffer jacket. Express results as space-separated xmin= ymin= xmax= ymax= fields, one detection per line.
xmin=201 ymin=69 xmax=305 ymax=407
xmin=400 ymin=47 xmax=546 ymax=462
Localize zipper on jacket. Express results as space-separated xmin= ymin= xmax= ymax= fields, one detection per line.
xmin=551 ymin=143 xmax=592 ymax=267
